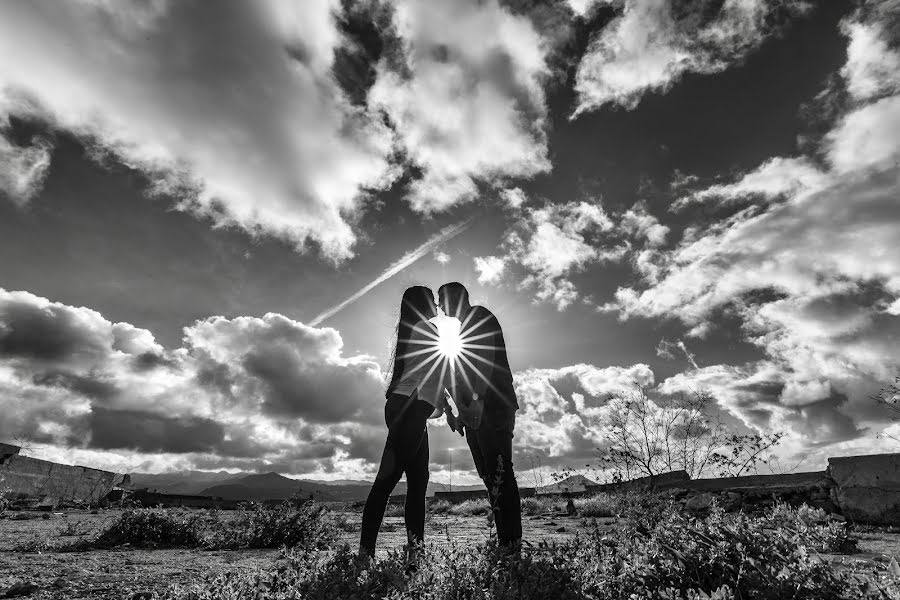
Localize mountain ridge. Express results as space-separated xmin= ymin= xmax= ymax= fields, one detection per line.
xmin=130 ymin=470 xmax=486 ymax=502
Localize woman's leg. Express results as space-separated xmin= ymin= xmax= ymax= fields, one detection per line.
xmin=404 ymin=423 xmax=430 ymax=545
xmin=360 ymin=436 xmax=405 ymax=556
xmin=359 ymin=396 xmax=432 ymax=555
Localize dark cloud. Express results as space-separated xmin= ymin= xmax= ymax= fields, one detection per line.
xmin=0 ymin=293 xmax=107 ymax=362
xmin=195 ymin=361 xmax=236 ymax=399
xmin=131 ymin=351 xmax=177 ymax=372
xmin=333 ymin=0 xmax=406 ymax=106
xmin=187 ymin=313 xmax=384 ymax=425
xmin=242 ymin=348 xmax=383 ymax=424
xmin=86 ymin=407 xmax=225 ymax=454
xmin=789 ymin=391 xmax=868 ymax=446
xmin=32 ymin=370 xmax=118 ymax=401
xmin=733 ymin=380 xmax=785 ymax=403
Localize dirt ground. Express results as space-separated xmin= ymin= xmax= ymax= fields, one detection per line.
xmin=1 ymin=509 xmax=898 ymax=599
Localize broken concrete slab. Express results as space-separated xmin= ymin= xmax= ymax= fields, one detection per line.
xmin=828 ymin=453 xmax=900 ymax=525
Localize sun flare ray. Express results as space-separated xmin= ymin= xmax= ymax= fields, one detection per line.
xmin=396 ymin=312 xmax=501 ymax=405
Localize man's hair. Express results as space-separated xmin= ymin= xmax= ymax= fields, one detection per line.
xmin=438 ymin=281 xmax=469 ymax=307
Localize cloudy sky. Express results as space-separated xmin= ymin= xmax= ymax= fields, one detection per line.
xmin=1 ymin=0 xmax=899 ymax=484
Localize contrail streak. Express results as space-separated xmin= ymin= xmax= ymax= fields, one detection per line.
xmin=309 ymin=218 xmax=473 ymax=327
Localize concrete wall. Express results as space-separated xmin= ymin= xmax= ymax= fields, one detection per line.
xmin=130 ymin=489 xmax=228 ymax=509
xmin=828 ymin=453 xmax=900 ymax=525
xmin=0 ymin=446 xmax=128 ymax=506
xmin=0 ymin=443 xmax=21 ymax=458
xmin=670 ymin=471 xmax=828 ymax=493
xmin=586 ymin=470 xmax=692 ymax=494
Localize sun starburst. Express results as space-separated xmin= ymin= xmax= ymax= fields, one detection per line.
xmin=396 ymin=308 xmax=509 ymax=405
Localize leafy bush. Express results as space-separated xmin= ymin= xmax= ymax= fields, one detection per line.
xmin=616 ymin=489 xmax=684 ymax=531
xmin=429 ymin=499 xmax=452 ymax=515
xmin=58 ymin=502 xmax=338 ymax=551
xmin=162 ymin=501 xmax=893 ymax=600
xmin=90 ymin=508 xmax=205 ymax=549
xmin=521 ymin=495 xmax=564 ymax=515
xmin=574 ymin=493 xmax=619 ymax=518
xmin=768 ymin=501 xmax=857 ymax=554
xmin=206 ymin=501 xmax=337 ymax=550
xmin=57 ymin=519 xmax=87 ymax=537
xmin=332 ymin=512 xmax=359 ymax=533
xmin=449 ymin=499 xmax=491 ymax=516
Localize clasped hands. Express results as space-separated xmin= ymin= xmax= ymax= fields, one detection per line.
xmin=442 ymin=388 xmax=483 ymax=436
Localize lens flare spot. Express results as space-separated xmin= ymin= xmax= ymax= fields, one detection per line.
xmin=433 ymin=315 xmax=463 ymax=359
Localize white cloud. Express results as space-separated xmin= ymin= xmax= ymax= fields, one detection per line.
xmin=658 ymin=362 xmax=866 ymax=463
xmin=672 ymin=157 xmax=829 ymax=211
xmin=826 ymin=95 xmax=900 ymax=173
xmin=620 ymin=201 xmax=669 ymax=246
xmin=841 ymin=19 xmax=900 ymax=102
xmin=520 ymin=203 xmax=613 ymax=277
xmin=433 ymin=250 xmax=450 ymax=264
xmin=573 ymin=0 xmax=810 ymax=114
xmin=0 ymin=0 xmax=397 ymax=261
xmin=0 ymin=288 xmax=387 ymax=476
xmin=566 ymin=0 xmax=602 ymax=17
xmin=473 ymin=255 xmax=507 ymax=285
xmin=499 ymin=187 xmax=528 ymax=209
xmin=656 ymin=338 xmax=698 ymax=370
xmin=0 ymin=128 xmax=51 ymax=206
xmin=484 ymin=200 xmax=670 ymax=309
xmin=512 ymin=363 xmax=654 ymax=461
xmin=0 ymin=0 xmax=555 ymax=261
xmin=369 ymin=0 xmax=551 ymax=212
xmin=505 ymin=201 xmax=621 ymax=309
xmin=602 ymin=5 xmax=900 ymax=452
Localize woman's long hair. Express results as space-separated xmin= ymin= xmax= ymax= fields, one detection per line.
xmin=386 ymin=286 xmax=435 ymax=396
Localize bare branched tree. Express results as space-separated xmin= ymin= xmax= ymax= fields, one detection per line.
xmin=596 ymin=385 xmax=783 ymax=481
xmin=874 ymin=377 xmax=900 ymax=445
xmin=12 ymin=433 xmax=41 ymax=456
xmin=528 ymin=455 xmax=547 ymax=492
xmin=709 ymin=432 xmax=786 ymax=477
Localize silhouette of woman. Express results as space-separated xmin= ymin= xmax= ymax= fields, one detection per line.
xmin=359 ymin=286 xmax=448 ymax=560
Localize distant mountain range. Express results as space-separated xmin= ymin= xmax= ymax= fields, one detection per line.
xmin=130 ymin=470 xmax=485 ymax=503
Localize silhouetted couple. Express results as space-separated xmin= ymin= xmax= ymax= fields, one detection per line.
xmin=359 ymin=282 xmax=521 ymax=561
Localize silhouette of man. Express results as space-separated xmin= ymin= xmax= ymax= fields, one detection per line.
xmin=438 ymin=282 xmax=522 ymax=549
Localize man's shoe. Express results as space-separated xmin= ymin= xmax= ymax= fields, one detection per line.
xmin=356 ymin=546 xmax=375 ymax=565
xmin=499 ymin=538 xmax=522 ymax=559
xmin=403 ymin=543 xmax=423 ymax=576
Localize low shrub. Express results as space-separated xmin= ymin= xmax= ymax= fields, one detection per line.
xmin=56 ymin=502 xmax=338 ymax=552
xmin=162 ymin=501 xmax=890 ymax=600
xmin=90 ymin=508 xmax=205 ymax=549
xmin=574 ymin=493 xmax=619 ymax=518
xmin=0 ymin=485 xmax=11 ymax=515
xmin=521 ymin=495 xmax=563 ymax=515
xmin=332 ymin=512 xmax=359 ymax=533
xmin=57 ymin=519 xmax=87 ymax=537
xmin=206 ymin=501 xmax=337 ymax=550
xmin=429 ymin=499 xmax=452 ymax=515
xmin=449 ymin=499 xmax=491 ymax=516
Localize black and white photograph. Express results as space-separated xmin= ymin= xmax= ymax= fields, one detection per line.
xmin=1 ymin=0 xmax=900 ymax=598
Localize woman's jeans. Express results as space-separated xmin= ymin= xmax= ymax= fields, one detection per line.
xmin=360 ymin=393 xmax=432 ymax=554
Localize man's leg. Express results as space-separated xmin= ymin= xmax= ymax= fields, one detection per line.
xmin=475 ymin=407 xmax=521 ymax=547
xmin=464 ymin=424 xmax=487 ymax=480
xmin=464 ymin=424 xmax=502 ymax=536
